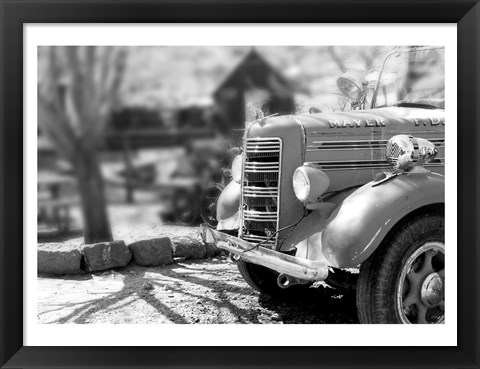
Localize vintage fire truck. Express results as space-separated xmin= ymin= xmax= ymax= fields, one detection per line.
xmin=201 ymin=46 xmax=445 ymax=324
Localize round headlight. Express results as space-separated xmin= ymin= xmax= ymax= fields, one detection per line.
xmin=293 ymin=166 xmax=330 ymax=203
xmin=293 ymin=168 xmax=310 ymax=202
xmin=231 ymin=154 xmax=243 ymax=183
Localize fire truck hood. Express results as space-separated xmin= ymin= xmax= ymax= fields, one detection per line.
xmin=248 ymin=107 xmax=445 ymax=136
xmin=294 ymin=107 xmax=444 ymax=132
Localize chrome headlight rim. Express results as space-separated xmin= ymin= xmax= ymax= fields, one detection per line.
xmin=293 ymin=167 xmax=312 ymax=203
xmin=293 ymin=165 xmax=330 ymax=204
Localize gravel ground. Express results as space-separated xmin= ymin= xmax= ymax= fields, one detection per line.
xmin=38 ymin=206 xmax=359 ymax=324
xmin=38 ymin=255 xmax=359 ymax=324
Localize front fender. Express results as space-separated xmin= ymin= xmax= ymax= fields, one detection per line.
xmin=321 ymin=172 xmax=444 ymax=268
xmin=216 ymin=180 xmax=241 ymax=221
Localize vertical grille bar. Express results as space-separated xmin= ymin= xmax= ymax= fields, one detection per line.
xmin=240 ymin=138 xmax=282 ymax=249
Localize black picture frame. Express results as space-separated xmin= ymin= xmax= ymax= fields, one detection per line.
xmin=1 ymin=1 xmax=479 ymax=368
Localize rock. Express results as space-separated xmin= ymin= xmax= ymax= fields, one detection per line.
xmin=171 ymin=236 xmax=206 ymax=259
xmin=141 ymin=281 xmax=154 ymax=291
xmin=81 ymin=240 xmax=131 ymax=272
xmin=38 ymin=243 xmax=82 ymax=275
xmin=128 ymin=237 xmax=173 ymax=266
xmin=205 ymin=242 xmax=222 ymax=258
xmin=174 ymin=256 xmax=187 ymax=263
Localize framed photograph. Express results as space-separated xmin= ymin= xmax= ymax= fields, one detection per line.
xmin=1 ymin=0 xmax=479 ymax=368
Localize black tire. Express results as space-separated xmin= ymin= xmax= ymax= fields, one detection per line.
xmin=237 ymin=260 xmax=312 ymax=297
xmin=172 ymin=188 xmax=200 ymax=226
xmin=356 ymin=213 xmax=444 ymax=324
xmin=200 ymin=184 xmax=224 ymax=228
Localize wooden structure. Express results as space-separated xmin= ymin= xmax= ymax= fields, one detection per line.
xmin=38 ymin=172 xmax=76 ymax=234
xmin=38 ymin=135 xmax=59 ymax=171
xmin=213 ymin=49 xmax=295 ymax=131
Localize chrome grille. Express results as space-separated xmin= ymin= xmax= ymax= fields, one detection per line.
xmin=244 ymin=196 xmax=277 ymax=209
xmin=244 ymin=171 xmax=279 ymax=183
xmin=241 ymin=138 xmax=281 ymax=249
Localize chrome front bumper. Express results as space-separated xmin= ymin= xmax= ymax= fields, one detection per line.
xmin=200 ymin=225 xmax=328 ymax=281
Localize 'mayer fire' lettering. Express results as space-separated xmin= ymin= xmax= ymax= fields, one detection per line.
xmin=328 ymin=119 xmax=386 ymax=128
xmin=328 ymin=117 xmax=445 ymax=128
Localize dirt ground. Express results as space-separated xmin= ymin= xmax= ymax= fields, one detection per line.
xmin=38 ymin=205 xmax=359 ymax=324
xmin=38 ymin=256 xmax=359 ymax=324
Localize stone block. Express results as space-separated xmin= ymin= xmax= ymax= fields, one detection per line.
xmin=205 ymin=242 xmax=222 ymax=258
xmin=171 ymin=236 xmax=206 ymax=260
xmin=38 ymin=243 xmax=82 ymax=275
xmin=81 ymin=240 xmax=131 ymax=272
xmin=128 ymin=237 xmax=173 ymax=266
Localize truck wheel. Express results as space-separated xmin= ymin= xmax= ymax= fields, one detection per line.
xmin=172 ymin=188 xmax=199 ymax=226
xmin=356 ymin=213 xmax=444 ymax=324
xmin=200 ymin=184 xmax=224 ymax=228
xmin=237 ymin=260 xmax=311 ymax=297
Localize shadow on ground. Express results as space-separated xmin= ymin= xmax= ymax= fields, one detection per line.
xmin=258 ymin=287 xmax=359 ymax=324
xmin=38 ymin=260 xmax=359 ymax=324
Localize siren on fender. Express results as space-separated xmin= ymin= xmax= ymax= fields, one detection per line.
xmin=386 ymin=135 xmax=438 ymax=171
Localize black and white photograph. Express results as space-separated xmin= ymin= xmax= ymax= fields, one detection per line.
xmin=2 ymin=1 xmax=479 ymax=366
xmin=37 ymin=44 xmax=445 ymax=325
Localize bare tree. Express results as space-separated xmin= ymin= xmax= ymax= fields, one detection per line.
xmin=328 ymin=46 xmax=386 ymax=73
xmin=358 ymin=47 xmax=384 ymax=71
xmin=327 ymin=46 xmax=347 ymax=73
xmin=38 ymin=46 xmax=127 ymax=244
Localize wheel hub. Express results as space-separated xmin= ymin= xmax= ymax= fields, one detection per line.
xmin=420 ymin=272 xmax=444 ymax=307
xmin=397 ymin=241 xmax=445 ymax=324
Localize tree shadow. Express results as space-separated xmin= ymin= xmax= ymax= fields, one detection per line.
xmin=156 ymin=266 xmax=263 ymax=324
xmin=44 ymin=261 xmax=259 ymax=324
xmin=48 ymin=268 xmax=190 ymax=324
xmin=42 ymin=261 xmax=359 ymax=324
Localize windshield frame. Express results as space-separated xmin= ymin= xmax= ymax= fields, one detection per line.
xmin=370 ymin=46 xmax=445 ymax=109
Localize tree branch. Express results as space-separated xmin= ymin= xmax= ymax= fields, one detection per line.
xmin=89 ymin=47 xmax=128 ymax=142
xmin=328 ymin=46 xmax=347 ymax=73
xmin=38 ymin=93 xmax=77 ymax=160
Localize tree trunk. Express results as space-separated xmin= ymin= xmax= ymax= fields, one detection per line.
xmin=74 ymin=147 xmax=113 ymax=244
xmin=122 ymin=134 xmax=135 ymax=204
